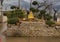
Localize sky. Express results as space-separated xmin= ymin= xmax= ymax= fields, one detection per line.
xmin=2 ymin=0 xmax=60 ymax=11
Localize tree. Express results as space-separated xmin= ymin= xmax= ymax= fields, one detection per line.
xmin=32 ymin=0 xmax=54 ymax=14
xmin=30 ymin=7 xmax=39 ymax=12
xmin=38 ymin=10 xmax=52 ymax=21
xmin=1 ymin=0 xmax=3 ymax=5
xmin=18 ymin=0 xmax=20 ymax=9
xmin=44 ymin=14 xmax=52 ymax=20
xmin=30 ymin=0 xmax=32 ymax=8
xmin=6 ymin=9 xmax=25 ymax=24
xmin=38 ymin=10 xmax=46 ymax=19
xmin=32 ymin=0 xmax=56 ymax=21
xmin=32 ymin=1 xmax=38 ymax=5
xmin=53 ymin=8 xmax=58 ymax=21
xmin=11 ymin=6 xmax=19 ymax=9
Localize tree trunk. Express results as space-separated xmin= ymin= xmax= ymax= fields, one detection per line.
xmin=54 ymin=13 xmax=57 ymax=21
xmin=30 ymin=0 xmax=32 ymax=9
xmin=18 ymin=0 xmax=20 ymax=9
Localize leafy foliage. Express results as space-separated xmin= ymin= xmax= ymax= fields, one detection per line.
xmin=30 ymin=7 xmax=39 ymax=12
xmin=14 ymin=9 xmax=25 ymax=18
xmin=40 ymin=10 xmax=46 ymax=14
xmin=44 ymin=14 xmax=52 ymax=20
xmin=11 ymin=6 xmax=19 ymax=9
xmin=38 ymin=10 xmax=46 ymax=19
xmin=46 ymin=20 xmax=55 ymax=26
xmin=6 ymin=9 xmax=25 ymax=18
xmin=38 ymin=13 xmax=42 ymax=19
xmin=32 ymin=1 xmax=38 ymax=5
xmin=8 ymin=17 xmax=19 ymax=24
xmin=6 ymin=9 xmax=25 ymax=24
xmin=38 ymin=10 xmax=52 ymax=20
xmin=31 ymin=0 xmax=54 ymax=19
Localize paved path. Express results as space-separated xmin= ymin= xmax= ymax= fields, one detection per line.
xmin=6 ymin=37 xmax=60 ymax=42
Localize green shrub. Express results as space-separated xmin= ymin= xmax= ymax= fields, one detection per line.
xmin=46 ymin=20 xmax=55 ymax=26
xmin=6 ymin=9 xmax=25 ymax=24
xmin=8 ymin=17 xmax=19 ymax=24
xmin=44 ymin=14 xmax=52 ymax=20
xmin=6 ymin=9 xmax=25 ymax=19
xmin=38 ymin=14 xmax=42 ymax=19
xmin=17 ymin=11 xmax=25 ymax=18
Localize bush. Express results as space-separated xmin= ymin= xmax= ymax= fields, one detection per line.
xmin=38 ymin=14 xmax=42 ymax=19
xmin=18 ymin=11 xmax=25 ymax=18
xmin=8 ymin=17 xmax=19 ymax=24
xmin=6 ymin=9 xmax=25 ymax=24
xmin=6 ymin=9 xmax=25 ymax=19
xmin=44 ymin=14 xmax=52 ymax=20
xmin=46 ymin=20 xmax=55 ymax=26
